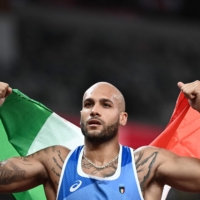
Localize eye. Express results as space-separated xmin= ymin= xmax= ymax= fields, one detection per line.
xmin=103 ymin=103 xmax=111 ymax=108
xmin=84 ymin=102 xmax=92 ymax=108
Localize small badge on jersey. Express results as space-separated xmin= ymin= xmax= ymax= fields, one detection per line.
xmin=119 ymin=186 xmax=125 ymax=194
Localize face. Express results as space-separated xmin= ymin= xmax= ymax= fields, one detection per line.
xmin=80 ymin=83 xmax=127 ymax=144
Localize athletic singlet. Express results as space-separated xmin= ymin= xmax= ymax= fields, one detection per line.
xmin=57 ymin=145 xmax=144 ymax=200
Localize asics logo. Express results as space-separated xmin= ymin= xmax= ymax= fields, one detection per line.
xmin=69 ymin=180 xmax=82 ymax=192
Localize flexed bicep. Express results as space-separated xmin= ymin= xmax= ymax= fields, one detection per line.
xmin=156 ymin=148 xmax=200 ymax=193
xmin=0 ymin=158 xmax=26 ymax=185
xmin=0 ymin=155 xmax=47 ymax=193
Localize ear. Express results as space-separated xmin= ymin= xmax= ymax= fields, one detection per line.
xmin=119 ymin=112 xmax=128 ymax=126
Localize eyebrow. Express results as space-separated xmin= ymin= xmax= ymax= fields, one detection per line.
xmin=83 ymin=98 xmax=114 ymax=104
xmin=100 ymin=98 xmax=114 ymax=104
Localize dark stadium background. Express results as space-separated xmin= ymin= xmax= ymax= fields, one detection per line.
xmin=1 ymin=1 xmax=200 ymax=199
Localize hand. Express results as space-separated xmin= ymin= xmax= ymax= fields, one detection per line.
xmin=177 ymin=80 xmax=200 ymax=112
xmin=0 ymin=82 xmax=12 ymax=106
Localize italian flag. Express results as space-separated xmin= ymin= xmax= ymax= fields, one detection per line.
xmin=1 ymin=89 xmax=200 ymax=200
xmin=0 ymin=89 xmax=84 ymax=200
xmin=151 ymin=92 xmax=200 ymax=200
xmin=151 ymin=91 xmax=200 ymax=158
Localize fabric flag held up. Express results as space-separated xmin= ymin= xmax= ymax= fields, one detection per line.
xmin=0 ymin=119 xmax=46 ymax=200
xmin=150 ymin=92 xmax=200 ymax=200
xmin=0 ymin=89 xmax=84 ymax=156
xmin=0 ymin=89 xmax=84 ymax=200
xmin=151 ymin=92 xmax=200 ymax=158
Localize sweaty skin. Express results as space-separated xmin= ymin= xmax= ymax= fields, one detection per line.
xmin=1 ymin=81 xmax=200 ymax=200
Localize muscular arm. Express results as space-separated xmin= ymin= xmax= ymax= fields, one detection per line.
xmin=135 ymin=146 xmax=200 ymax=200
xmin=156 ymin=148 xmax=200 ymax=192
xmin=134 ymin=147 xmax=161 ymax=193
xmin=0 ymin=155 xmax=47 ymax=193
xmin=0 ymin=145 xmax=70 ymax=198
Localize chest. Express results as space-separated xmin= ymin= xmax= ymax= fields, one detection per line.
xmin=56 ymin=146 xmax=144 ymax=200
xmin=81 ymin=156 xmax=118 ymax=178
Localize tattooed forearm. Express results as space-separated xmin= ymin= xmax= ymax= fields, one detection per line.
xmin=0 ymin=161 xmax=25 ymax=185
xmin=51 ymin=167 xmax=60 ymax=177
xmin=53 ymin=157 xmax=62 ymax=170
xmin=136 ymin=151 xmax=158 ymax=191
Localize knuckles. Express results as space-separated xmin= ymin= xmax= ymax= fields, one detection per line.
xmin=0 ymin=82 xmax=9 ymax=98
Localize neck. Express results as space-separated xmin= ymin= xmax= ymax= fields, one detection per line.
xmin=83 ymin=140 xmax=120 ymax=165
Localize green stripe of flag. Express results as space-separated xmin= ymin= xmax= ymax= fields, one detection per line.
xmin=0 ymin=89 xmax=84 ymax=200
xmin=0 ymin=89 xmax=52 ymax=155
xmin=0 ymin=120 xmax=46 ymax=200
xmin=0 ymin=89 xmax=83 ymax=156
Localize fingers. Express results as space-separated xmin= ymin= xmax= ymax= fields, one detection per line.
xmin=177 ymin=80 xmax=200 ymax=100
xmin=177 ymin=82 xmax=184 ymax=90
xmin=0 ymin=82 xmax=12 ymax=106
xmin=6 ymin=87 xmax=12 ymax=97
xmin=0 ymin=82 xmax=12 ymax=99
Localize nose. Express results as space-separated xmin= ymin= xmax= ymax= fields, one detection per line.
xmin=90 ymin=104 xmax=101 ymax=117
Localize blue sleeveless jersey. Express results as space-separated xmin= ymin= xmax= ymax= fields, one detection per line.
xmin=57 ymin=145 xmax=143 ymax=200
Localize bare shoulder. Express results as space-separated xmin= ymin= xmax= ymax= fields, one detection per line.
xmin=28 ymin=145 xmax=71 ymax=189
xmin=29 ymin=145 xmax=71 ymax=172
xmin=0 ymin=145 xmax=71 ymax=197
xmin=134 ymin=146 xmax=163 ymax=176
xmin=134 ymin=145 xmax=177 ymax=162
xmin=28 ymin=145 xmax=71 ymax=163
xmin=133 ymin=146 xmax=177 ymax=193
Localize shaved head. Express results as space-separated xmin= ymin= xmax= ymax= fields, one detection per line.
xmin=80 ymin=82 xmax=128 ymax=144
xmin=83 ymin=82 xmax=126 ymax=112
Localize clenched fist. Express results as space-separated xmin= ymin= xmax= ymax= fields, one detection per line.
xmin=178 ymin=80 xmax=200 ymax=112
xmin=0 ymin=82 xmax=12 ymax=106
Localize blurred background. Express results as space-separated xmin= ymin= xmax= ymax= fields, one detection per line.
xmin=1 ymin=0 xmax=200 ymax=199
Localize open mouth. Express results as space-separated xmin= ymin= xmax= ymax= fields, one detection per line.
xmin=87 ymin=119 xmax=102 ymax=126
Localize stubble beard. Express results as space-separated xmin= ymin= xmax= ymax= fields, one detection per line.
xmin=80 ymin=119 xmax=119 ymax=145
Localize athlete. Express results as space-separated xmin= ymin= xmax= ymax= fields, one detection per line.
xmin=0 ymin=80 xmax=200 ymax=200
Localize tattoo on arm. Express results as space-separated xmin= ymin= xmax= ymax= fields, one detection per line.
xmin=53 ymin=157 xmax=62 ymax=170
xmin=0 ymin=161 xmax=25 ymax=185
xmin=51 ymin=167 xmax=60 ymax=177
xmin=19 ymin=157 xmax=28 ymax=162
xmin=58 ymin=153 xmax=64 ymax=163
xmin=135 ymin=151 xmax=158 ymax=191
xmin=52 ymin=147 xmax=64 ymax=163
xmin=15 ymin=157 xmax=32 ymax=166
xmin=52 ymin=146 xmax=56 ymax=152
xmin=43 ymin=148 xmax=48 ymax=154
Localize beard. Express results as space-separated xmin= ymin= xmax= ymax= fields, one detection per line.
xmin=80 ymin=118 xmax=119 ymax=145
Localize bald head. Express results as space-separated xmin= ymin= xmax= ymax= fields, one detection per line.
xmin=83 ymin=82 xmax=126 ymax=112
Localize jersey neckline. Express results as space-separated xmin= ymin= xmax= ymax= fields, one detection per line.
xmin=77 ymin=145 xmax=122 ymax=181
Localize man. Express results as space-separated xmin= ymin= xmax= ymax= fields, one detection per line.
xmin=0 ymin=80 xmax=200 ymax=200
